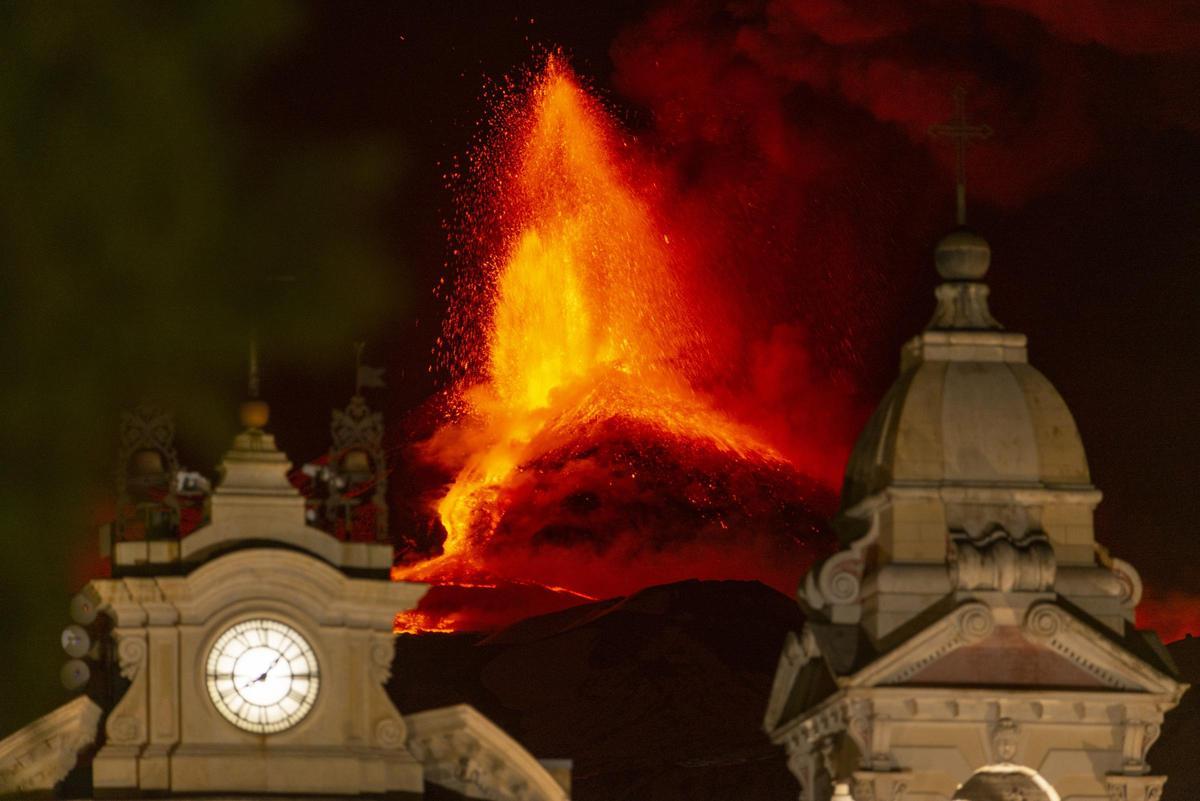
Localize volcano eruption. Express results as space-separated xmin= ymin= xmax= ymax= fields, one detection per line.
xmin=393 ymin=58 xmax=838 ymax=632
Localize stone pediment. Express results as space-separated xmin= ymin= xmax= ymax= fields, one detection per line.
xmin=406 ymin=705 xmax=570 ymax=801
xmin=899 ymin=624 xmax=1111 ymax=688
xmin=844 ymin=601 xmax=1182 ymax=696
xmin=764 ymin=625 xmax=848 ymax=734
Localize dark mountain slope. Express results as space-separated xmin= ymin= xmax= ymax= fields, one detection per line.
xmin=391 ymin=579 xmax=805 ymax=801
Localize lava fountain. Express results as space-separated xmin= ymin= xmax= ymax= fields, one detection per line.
xmin=394 ymin=58 xmax=835 ymax=632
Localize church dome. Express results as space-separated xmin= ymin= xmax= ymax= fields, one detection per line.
xmin=841 ymin=358 xmax=1091 ymax=510
xmin=840 ymin=230 xmax=1091 ymax=513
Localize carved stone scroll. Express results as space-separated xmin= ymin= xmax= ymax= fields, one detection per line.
xmin=1120 ymin=720 xmax=1162 ymax=775
xmin=107 ymin=631 xmax=149 ymax=745
xmin=1109 ymin=558 xmax=1144 ymax=608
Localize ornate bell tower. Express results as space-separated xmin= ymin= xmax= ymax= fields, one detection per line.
xmin=764 ymin=98 xmax=1188 ymax=801
xmin=87 ymin=387 xmax=425 ymax=795
xmin=0 ymin=348 xmax=572 ymax=800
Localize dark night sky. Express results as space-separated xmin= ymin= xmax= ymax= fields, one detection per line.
xmin=1 ymin=0 xmax=1198 ymax=736
xmin=249 ymin=2 xmax=1200 ymax=605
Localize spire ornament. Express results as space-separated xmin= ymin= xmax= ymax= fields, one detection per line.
xmin=925 ymin=88 xmax=1002 ymax=332
xmin=926 ymin=230 xmax=1003 ymax=331
xmin=238 ymin=271 xmax=295 ymax=429
xmin=248 ymin=335 xmax=260 ymax=400
xmin=929 ymin=86 xmax=993 ymax=227
xmin=114 ymin=405 xmax=181 ymax=542
xmin=325 ymin=343 xmax=389 ymax=541
xmin=239 ymin=335 xmax=271 ymax=431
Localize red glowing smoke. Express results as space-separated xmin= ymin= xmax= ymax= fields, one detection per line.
xmin=394 ymin=1 xmax=1200 ymax=633
xmin=606 ymin=0 xmax=1200 ymax=642
xmin=1138 ymin=591 xmax=1200 ymax=645
xmin=607 ymin=0 xmax=1200 ymax=394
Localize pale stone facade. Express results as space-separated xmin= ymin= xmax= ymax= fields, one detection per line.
xmin=85 ymin=547 xmax=427 ymax=796
xmin=0 ymin=399 xmax=570 ymax=800
xmin=765 ymin=228 xmax=1188 ymax=801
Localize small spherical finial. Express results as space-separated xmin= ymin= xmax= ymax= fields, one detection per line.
xmin=239 ymin=399 xmax=270 ymax=430
xmin=935 ymin=228 xmax=991 ymax=281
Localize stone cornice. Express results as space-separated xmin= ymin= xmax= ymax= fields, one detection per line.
xmin=89 ymin=548 xmax=426 ymax=631
xmin=767 ymin=681 xmax=1183 ymax=801
xmin=769 ymin=671 xmax=1185 ymax=748
xmin=764 ymin=630 xmax=815 ymax=733
xmin=1021 ymin=602 xmax=1184 ymax=699
xmin=841 ymin=483 xmax=1101 ymax=523
xmin=0 ymin=696 xmax=101 ymax=795
xmin=406 ymin=704 xmax=569 ymax=801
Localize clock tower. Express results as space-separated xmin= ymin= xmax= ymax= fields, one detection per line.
xmin=91 ymin=394 xmax=426 ymax=795
xmin=0 ymin=388 xmax=571 ymax=801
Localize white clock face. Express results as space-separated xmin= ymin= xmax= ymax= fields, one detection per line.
xmin=205 ymin=618 xmax=320 ymax=734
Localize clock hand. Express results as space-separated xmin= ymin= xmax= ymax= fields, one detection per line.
xmin=240 ymin=652 xmax=285 ymax=689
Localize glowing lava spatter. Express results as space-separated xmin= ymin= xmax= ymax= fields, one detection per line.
xmin=393 ymin=58 xmax=830 ymax=632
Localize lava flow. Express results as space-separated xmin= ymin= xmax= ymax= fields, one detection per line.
xmin=394 ymin=58 xmax=835 ymax=633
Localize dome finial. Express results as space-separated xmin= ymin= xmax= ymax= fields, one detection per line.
xmin=927 ymin=230 xmax=1002 ymax=331
xmin=925 ymin=88 xmax=1002 ymax=330
xmin=935 ymin=228 xmax=991 ymax=281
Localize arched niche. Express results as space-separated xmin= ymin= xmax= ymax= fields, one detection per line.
xmin=953 ymin=764 xmax=1060 ymax=801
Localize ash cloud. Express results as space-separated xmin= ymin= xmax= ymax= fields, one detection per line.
xmin=395 ymin=2 xmax=1200 ymax=635
xmin=605 ymin=0 xmax=1200 ymax=638
xmin=609 ymin=0 xmax=1200 ymax=387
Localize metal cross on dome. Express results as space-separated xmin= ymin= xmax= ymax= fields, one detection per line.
xmin=929 ymin=86 xmax=993 ymax=227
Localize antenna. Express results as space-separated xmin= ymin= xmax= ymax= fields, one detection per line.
xmin=248 ymin=334 xmax=260 ymax=400
xmin=354 ymin=341 xmax=366 ymax=396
